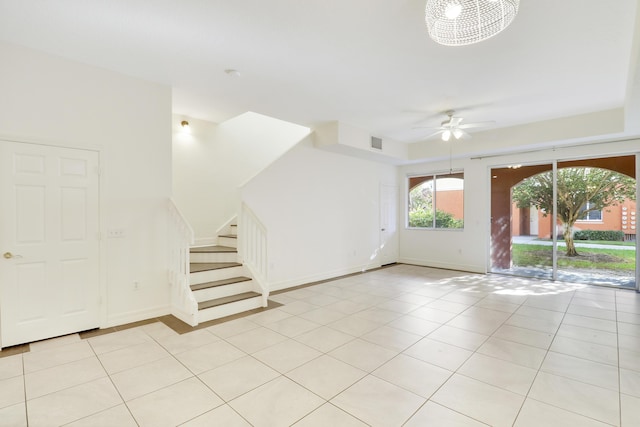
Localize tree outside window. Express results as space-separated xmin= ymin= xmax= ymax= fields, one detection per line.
xmin=512 ymin=167 xmax=635 ymax=256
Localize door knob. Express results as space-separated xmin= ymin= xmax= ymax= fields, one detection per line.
xmin=3 ymin=252 xmax=21 ymax=259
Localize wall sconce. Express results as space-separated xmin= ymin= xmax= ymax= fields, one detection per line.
xmin=181 ymin=120 xmax=189 ymax=128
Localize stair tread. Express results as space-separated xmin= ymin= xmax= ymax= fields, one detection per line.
xmin=198 ymin=292 xmax=261 ymax=310
xmin=218 ymin=234 xmax=237 ymax=238
xmin=190 ymin=276 xmax=252 ymax=291
xmin=190 ymin=245 xmax=237 ymax=253
xmin=190 ymin=262 xmax=241 ymax=273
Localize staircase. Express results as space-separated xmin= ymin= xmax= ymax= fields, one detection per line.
xmin=189 ymin=224 xmax=264 ymax=323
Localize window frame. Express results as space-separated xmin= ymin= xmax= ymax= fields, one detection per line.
xmin=407 ymin=171 xmax=464 ymax=230
xmin=577 ymin=201 xmax=603 ymax=222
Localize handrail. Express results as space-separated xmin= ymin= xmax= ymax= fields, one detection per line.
xmin=238 ymin=202 xmax=269 ymax=306
xmin=167 ymin=198 xmax=198 ymax=326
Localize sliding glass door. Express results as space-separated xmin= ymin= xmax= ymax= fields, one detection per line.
xmin=490 ymin=155 xmax=637 ymax=289
xmin=553 ymin=158 xmax=636 ymax=288
xmin=490 ymin=163 xmax=554 ymax=281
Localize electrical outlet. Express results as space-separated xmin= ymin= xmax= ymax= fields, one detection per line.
xmin=107 ymin=228 xmax=125 ymax=238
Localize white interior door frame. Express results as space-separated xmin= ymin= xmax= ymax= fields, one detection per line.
xmin=379 ymin=184 xmax=399 ymax=266
xmin=0 ymin=138 xmax=107 ymax=347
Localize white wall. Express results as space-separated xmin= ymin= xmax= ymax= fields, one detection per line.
xmin=399 ymin=139 xmax=640 ymax=273
xmin=409 ymin=109 xmax=626 ymax=162
xmin=400 ymin=157 xmax=488 ymax=273
xmin=314 ymin=121 xmax=408 ymax=165
xmin=241 ymin=136 xmax=398 ymax=291
xmin=173 ymin=112 xmax=310 ymax=244
xmin=0 ymin=42 xmax=172 ymax=327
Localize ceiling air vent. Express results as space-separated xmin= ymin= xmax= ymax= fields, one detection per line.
xmin=371 ymin=136 xmax=383 ymax=150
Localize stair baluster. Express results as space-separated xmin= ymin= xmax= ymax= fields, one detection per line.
xmin=238 ymin=202 xmax=269 ymax=306
xmin=167 ymin=199 xmax=198 ymax=326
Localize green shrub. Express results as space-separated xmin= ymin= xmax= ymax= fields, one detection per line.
xmin=409 ymin=210 xmax=463 ymax=229
xmin=573 ymin=230 xmax=625 ymax=241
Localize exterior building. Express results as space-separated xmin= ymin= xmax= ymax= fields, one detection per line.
xmin=513 ymin=199 xmax=638 ymax=241
xmin=434 ymin=188 xmax=464 ymax=221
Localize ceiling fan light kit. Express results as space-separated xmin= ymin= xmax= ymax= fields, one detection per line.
xmin=413 ymin=110 xmax=496 ymax=141
xmin=425 ymin=0 xmax=520 ymax=46
xmin=452 ymin=129 xmax=464 ymax=139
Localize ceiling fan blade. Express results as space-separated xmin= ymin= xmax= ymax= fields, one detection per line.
xmin=409 ymin=111 xmax=494 ymax=141
xmin=422 ymin=130 xmax=446 ymax=140
xmin=459 ymin=120 xmax=496 ymax=129
xmin=449 ymin=117 xmax=463 ymax=127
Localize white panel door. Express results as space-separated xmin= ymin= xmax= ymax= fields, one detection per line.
xmin=379 ymin=184 xmax=398 ymax=266
xmin=0 ymin=141 xmax=100 ymax=347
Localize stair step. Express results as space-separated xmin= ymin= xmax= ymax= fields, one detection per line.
xmin=198 ymin=292 xmax=261 ymax=311
xmin=190 ymin=276 xmax=251 ymax=291
xmin=218 ymin=235 xmax=238 ymax=249
xmin=190 ymin=246 xmax=237 ymax=253
xmin=190 ymin=246 xmax=237 ymax=263
xmin=190 ymin=262 xmax=241 ymax=274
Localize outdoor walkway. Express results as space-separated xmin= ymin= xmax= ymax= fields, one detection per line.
xmin=513 ymin=235 xmax=636 ymax=251
xmin=493 ymin=266 xmax=636 ymax=289
xmin=503 ymin=236 xmax=637 ymax=289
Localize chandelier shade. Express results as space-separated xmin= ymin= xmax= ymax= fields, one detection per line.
xmin=425 ymin=0 xmax=519 ymax=46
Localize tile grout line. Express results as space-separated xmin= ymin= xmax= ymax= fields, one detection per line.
xmin=516 ymin=287 xmax=626 ymax=426
xmin=390 ymin=279 xmax=521 ymax=426
xmin=112 ymin=325 xmax=251 ymax=425
xmin=212 ymin=309 xmax=341 ymax=427
xmin=284 ymin=272 xmax=626 ymax=424
xmin=20 ymin=348 xmax=28 ymax=427
xmin=19 ymin=339 xmax=119 ymax=423
xmin=193 ymin=319 xmax=327 ymax=425
xmin=508 ymin=284 xmax=576 ymax=426
xmin=85 ymin=337 xmax=141 ymax=427
xmin=9 ymin=266 xmax=638 ymax=426
xmin=458 ymin=282 xmax=541 ymax=427
xmin=278 ymin=278 xmax=439 ymax=425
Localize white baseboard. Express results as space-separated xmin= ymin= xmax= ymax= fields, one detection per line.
xmin=398 ymin=258 xmax=485 ymax=274
xmin=268 ymin=263 xmax=378 ymax=293
xmin=171 ymin=308 xmax=198 ymax=327
xmin=104 ymin=305 xmax=170 ymax=328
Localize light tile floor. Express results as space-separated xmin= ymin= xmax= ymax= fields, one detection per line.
xmin=2 ymin=264 xmax=640 ymax=426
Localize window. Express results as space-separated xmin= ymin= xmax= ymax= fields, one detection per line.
xmin=408 ymin=172 xmax=464 ymax=229
xmin=578 ymin=201 xmax=602 ymax=221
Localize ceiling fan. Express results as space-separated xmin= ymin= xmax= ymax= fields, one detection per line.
xmin=414 ymin=110 xmax=495 ymax=141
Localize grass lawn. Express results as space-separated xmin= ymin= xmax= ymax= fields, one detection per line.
xmin=535 ymin=239 xmax=636 ymax=247
xmin=513 ymin=243 xmax=636 ymax=272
